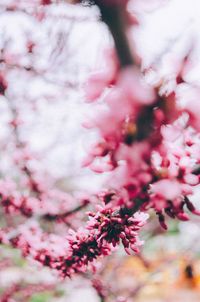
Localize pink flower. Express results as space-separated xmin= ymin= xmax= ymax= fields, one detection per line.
xmin=150 ymin=179 xmax=182 ymax=200
xmin=117 ymin=67 xmax=155 ymax=106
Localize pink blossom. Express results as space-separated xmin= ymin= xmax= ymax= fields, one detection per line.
xmin=150 ymin=179 xmax=182 ymax=200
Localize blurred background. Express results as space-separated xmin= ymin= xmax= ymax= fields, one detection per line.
xmin=1 ymin=0 xmax=200 ymax=301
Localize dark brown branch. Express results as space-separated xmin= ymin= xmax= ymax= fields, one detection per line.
xmin=93 ymin=1 xmax=134 ymax=68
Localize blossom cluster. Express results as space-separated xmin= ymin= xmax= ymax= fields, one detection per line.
xmin=0 ymin=179 xmax=89 ymax=226
xmin=0 ymin=206 xmax=148 ymax=278
xmin=84 ymin=44 xmax=200 ymax=230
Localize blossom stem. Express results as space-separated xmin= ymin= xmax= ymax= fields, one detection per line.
xmin=42 ymin=200 xmax=89 ymax=221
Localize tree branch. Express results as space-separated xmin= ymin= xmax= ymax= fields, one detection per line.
xmin=93 ymin=1 xmax=134 ymax=68
xmin=42 ymin=200 xmax=89 ymax=221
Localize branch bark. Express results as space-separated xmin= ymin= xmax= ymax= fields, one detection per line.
xmin=93 ymin=1 xmax=134 ymax=68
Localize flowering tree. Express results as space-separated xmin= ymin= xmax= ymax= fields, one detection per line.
xmin=0 ymin=0 xmax=200 ymax=301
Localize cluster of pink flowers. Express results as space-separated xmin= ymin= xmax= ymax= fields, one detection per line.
xmin=88 ymin=207 xmax=148 ymax=254
xmin=84 ymin=58 xmax=200 ymax=225
xmin=149 ymin=124 xmax=200 ymax=224
xmin=0 ymin=204 xmax=148 ymax=277
xmin=0 ymin=181 xmax=90 ymax=229
xmin=83 ymin=44 xmax=200 ymax=231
